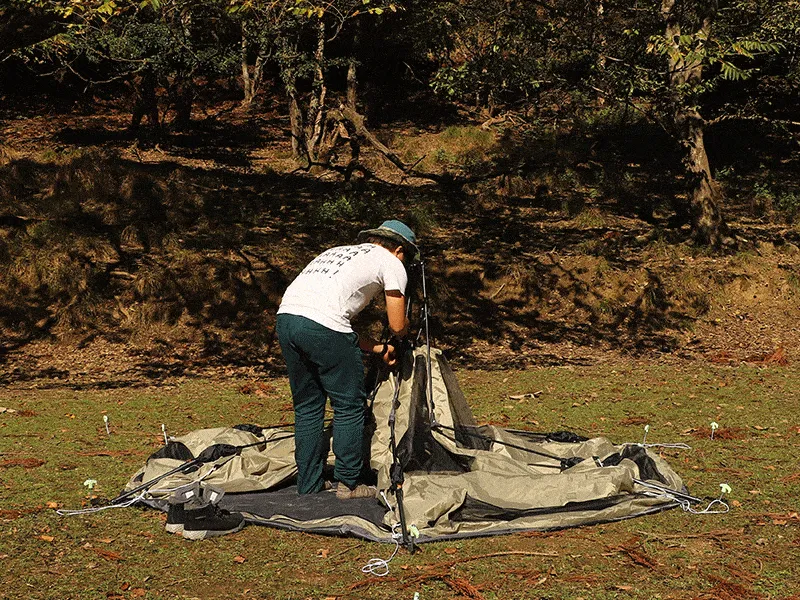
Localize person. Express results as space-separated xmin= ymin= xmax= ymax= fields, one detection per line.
xmin=276 ymin=220 xmax=419 ymax=499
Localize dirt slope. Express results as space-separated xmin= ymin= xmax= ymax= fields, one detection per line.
xmin=2 ymin=104 xmax=800 ymax=388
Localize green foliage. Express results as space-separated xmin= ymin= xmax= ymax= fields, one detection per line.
xmin=751 ymin=181 xmax=800 ymax=223
xmin=777 ymin=191 xmax=800 ymax=223
xmin=426 ymin=0 xmax=551 ymax=109
xmin=313 ymin=189 xmax=389 ymax=226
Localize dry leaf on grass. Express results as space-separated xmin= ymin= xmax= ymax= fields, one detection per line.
xmin=233 ymin=555 xmax=246 ymax=564
xmin=92 ymin=548 xmax=124 ymax=562
xmin=38 ymin=535 xmax=54 ymax=542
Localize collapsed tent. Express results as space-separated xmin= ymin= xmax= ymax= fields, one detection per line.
xmin=124 ymin=347 xmax=689 ymax=544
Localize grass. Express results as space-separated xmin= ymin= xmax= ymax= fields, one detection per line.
xmin=2 ymin=363 xmax=799 ymax=599
xmin=396 ymin=126 xmax=496 ymax=173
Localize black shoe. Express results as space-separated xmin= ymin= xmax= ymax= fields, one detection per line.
xmin=181 ymin=504 xmax=245 ymax=541
xmin=165 ymin=503 xmax=185 ymax=534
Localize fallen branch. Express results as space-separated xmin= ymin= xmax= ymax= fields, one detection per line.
xmin=349 ymin=550 xmax=558 ymax=592
xmin=431 ymin=550 xmax=559 ymax=569
xmin=441 ymin=575 xmax=485 ymax=599
xmin=348 ymin=576 xmax=399 ymax=590
xmin=636 ymin=528 xmax=743 ymax=548
xmin=329 ymin=104 xmax=523 ymax=187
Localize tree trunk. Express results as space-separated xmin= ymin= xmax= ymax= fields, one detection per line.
xmin=288 ymin=86 xmax=304 ymax=160
xmin=662 ymin=0 xmax=728 ymax=247
xmin=172 ymin=79 xmax=194 ymax=130
xmin=346 ymin=23 xmax=359 ymax=110
xmin=305 ymin=19 xmax=328 ymax=162
xmin=241 ymin=32 xmax=255 ymax=107
xmin=240 ymin=27 xmax=265 ymax=108
xmin=130 ymin=67 xmax=160 ymax=129
xmin=346 ymin=59 xmax=358 ymax=109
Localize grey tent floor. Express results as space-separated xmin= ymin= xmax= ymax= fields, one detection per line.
xmin=219 ymin=486 xmax=388 ymax=527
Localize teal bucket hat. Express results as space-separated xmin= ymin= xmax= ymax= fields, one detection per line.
xmin=358 ymin=219 xmax=420 ymax=261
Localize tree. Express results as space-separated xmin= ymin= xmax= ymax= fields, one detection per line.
xmin=9 ymin=0 xmax=239 ymax=130
xmin=423 ymin=0 xmax=556 ymax=116
xmin=227 ymin=1 xmax=290 ymax=108
xmin=592 ymin=0 xmax=785 ymax=246
xmin=275 ymin=0 xmax=401 ymax=163
xmin=660 ymin=0 xmax=728 ymax=245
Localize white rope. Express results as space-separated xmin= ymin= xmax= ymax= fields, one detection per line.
xmin=676 ymin=496 xmax=730 ymax=515
xmin=626 ymin=442 xmax=693 ymax=450
xmin=639 ymin=490 xmax=730 ymax=514
xmin=361 ymin=524 xmax=402 ymax=577
xmin=635 ymin=479 xmax=731 ymax=515
xmin=56 ymin=492 xmax=146 ymax=517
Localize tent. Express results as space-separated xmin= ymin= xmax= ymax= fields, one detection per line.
xmin=124 ymin=347 xmax=689 ymax=545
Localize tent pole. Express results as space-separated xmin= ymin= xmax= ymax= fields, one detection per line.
xmin=387 ymin=370 xmax=415 ymax=553
xmin=420 ymin=260 xmax=437 ymax=425
xmin=432 ymin=423 xmax=583 ymax=470
xmin=110 ymin=435 xmax=293 ymax=505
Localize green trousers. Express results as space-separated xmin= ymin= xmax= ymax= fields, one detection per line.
xmin=276 ymin=314 xmax=366 ymax=494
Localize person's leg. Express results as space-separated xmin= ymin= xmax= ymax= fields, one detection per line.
xmin=276 ymin=314 xmax=328 ymax=494
xmin=315 ymin=331 xmax=366 ymax=490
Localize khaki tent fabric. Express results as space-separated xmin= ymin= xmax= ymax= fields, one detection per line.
xmin=125 ymin=348 xmax=687 ymax=543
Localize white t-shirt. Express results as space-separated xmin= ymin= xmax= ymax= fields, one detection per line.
xmin=278 ymin=243 xmax=408 ymax=333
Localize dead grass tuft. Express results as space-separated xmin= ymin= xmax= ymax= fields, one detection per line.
xmin=745 ymin=347 xmax=789 ymax=366
xmin=0 ymin=143 xmax=17 ymax=165
xmin=701 ymin=573 xmax=764 ymax=600
xmin=395 ymin=125 xmax=497 ymax=174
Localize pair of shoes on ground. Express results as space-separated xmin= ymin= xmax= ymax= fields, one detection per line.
xmin=321 ymin=480 xmax=377 ymax=499
xmin=166 ymin=503 xmax=245 ymax=540
xmin=334 ymin=483 xmax=378 ymax=500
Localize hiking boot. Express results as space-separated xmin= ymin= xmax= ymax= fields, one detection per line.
xmin=165 ymin=503 xmax=186 ymax=534
xmin=336 ymin=484 xmax=378 ymax=500
xmin=181 ymin=504 xmax=246 ymax=541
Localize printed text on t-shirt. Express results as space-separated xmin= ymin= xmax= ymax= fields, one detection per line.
xmin=300 ymin=245 xmax=374 ymax=278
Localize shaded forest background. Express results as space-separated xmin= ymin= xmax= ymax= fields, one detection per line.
xmin=1 ymin=0 xmax=800 ymax=386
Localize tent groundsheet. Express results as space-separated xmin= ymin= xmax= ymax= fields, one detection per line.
xmin=125 ymin=348 xmax=688 ymax=543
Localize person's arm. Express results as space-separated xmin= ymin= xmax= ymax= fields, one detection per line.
xmin=385 ymin=289 xmax=408 ymax=338
xmin=357 ymin=289 xmax=407 ymax=366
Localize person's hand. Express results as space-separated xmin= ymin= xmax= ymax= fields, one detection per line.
xmin=379 ymin=343 xmax=398 ymax=367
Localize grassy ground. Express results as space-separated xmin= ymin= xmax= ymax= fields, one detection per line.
xmin=2 ymin=362 xmax=798 ymax=600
